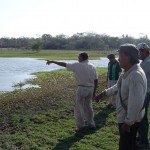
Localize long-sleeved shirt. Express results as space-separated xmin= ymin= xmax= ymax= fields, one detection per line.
xmin=105 ymin=64 xmax=147 ymax=126
xmin=140 ymin=56 xmax=150 ymax=93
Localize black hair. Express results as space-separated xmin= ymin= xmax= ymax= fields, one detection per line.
xmin=79 ymin=52 xmax=89 ymax=60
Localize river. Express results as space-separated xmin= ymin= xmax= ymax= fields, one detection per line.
xmin=0 ymin=58 xmax=109 ymax=92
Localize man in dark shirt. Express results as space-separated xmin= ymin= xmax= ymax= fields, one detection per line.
xmin=107 ymin=54 xmax=122 ymax=108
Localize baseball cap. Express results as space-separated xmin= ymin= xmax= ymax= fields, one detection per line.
xmin=107 ymin=54 xmax=115 ymax=59
xmin=137 ymin=43 xmax=150 ymax=52
xmin=117 ymin=43 xmax=139 ymax=62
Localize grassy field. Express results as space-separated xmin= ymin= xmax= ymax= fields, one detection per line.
xmin=0 ymin=49 xmax=117 ymax=60
xmin=0 ymin=50 xmax=149 ymax=150
xmin=0 ymin=68 xmax=121 ymax=150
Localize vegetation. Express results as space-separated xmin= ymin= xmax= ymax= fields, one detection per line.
xmin=0 ymin=32 xmax=150 ymax=51
xmin=0 ymin=68 xmax=149 ymax=150
xmin=0 ymin=49 xmax=117 ymax=60
xmin=0 ymin=68 xmax=120 ymax=150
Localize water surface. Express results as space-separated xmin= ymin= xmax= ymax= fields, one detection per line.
xmin=0 ymin=58 xmax=109 ymax=92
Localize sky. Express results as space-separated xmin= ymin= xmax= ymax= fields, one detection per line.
xmin=0 ymin=0 xmax=150 ymax=38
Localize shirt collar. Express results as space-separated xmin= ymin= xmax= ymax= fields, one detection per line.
xmin=81 ymin=60 xmax=89 ymax=63
xmin=122 ymin=64 xmax=139 ymax=79
xmin=142 ymin=55 xmax=150 ymax=62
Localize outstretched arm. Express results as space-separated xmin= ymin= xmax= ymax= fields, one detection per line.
xmin=46 ymin=60 xmax=66 ymax=67
xmin=93 ymin=79 xmax=98 ymax=97
xmin=93 ymin=84 xmax=118 ymax=102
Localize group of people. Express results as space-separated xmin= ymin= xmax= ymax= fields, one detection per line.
xmin=46 ymin=43 xmax=150 ymax=150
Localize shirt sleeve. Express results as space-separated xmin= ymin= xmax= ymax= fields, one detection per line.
xmin=66 ymin=63 xmax=78 ymax=72
xmin=143 ymin=61 xmax=150 ymax=75
xmin=105 ymin=75 xmax=122 ymax=96
xmin=124 ymin=74 xmax=146 ymax=126
xmin=105 ymin=84 xmax=118 ymax=96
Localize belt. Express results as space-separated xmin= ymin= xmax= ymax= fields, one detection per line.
xmin=78 ymin=85 xmax=93 ymax=87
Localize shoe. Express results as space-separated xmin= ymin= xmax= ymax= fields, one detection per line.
xmin=75 ymin=127 xmax=86 ymax=133
xmin=88 ymin=126 xmax=96 ymax=131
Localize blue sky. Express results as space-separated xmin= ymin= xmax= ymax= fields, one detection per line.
xmin=0 ymin=0 xmax=150 ymax=38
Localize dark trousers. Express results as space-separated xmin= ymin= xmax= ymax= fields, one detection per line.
xmin=119 ymin=123 xmax=139 ymax=150
xmin=137 ymin=93 xmax=150 ymax=144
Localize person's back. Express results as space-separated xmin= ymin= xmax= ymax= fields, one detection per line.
xmin=47 ymin=52 xmax=98 ymax=132
xmin=69 ymin=61 xmax=97 ymax=87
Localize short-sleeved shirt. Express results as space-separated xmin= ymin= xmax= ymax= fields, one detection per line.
xmin=140 ymin=56 xmax=150 ymax=93
xmin=66 ymin=60 xmax=98 ymax=87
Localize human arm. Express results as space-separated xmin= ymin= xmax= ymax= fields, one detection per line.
xmin=93 ymin=83 xmax=118 ymax=102
xmin=46 ymin=60 xmax=66 ymax=67
xmin=93 ymin=79 xmax=98 ymax=98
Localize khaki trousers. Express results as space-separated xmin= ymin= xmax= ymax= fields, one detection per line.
xmin=108 ymin=80 xmax=117 ymax=107
xmin=74 ymin=86 xmax=95 ymax=129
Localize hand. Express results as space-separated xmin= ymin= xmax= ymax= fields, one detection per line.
xmin=93 ymin=92 xmax=105 ymax=103
xmin=46 ymin=60 xmax=53 ymax=65
xmin=121 ymin=123 xmax=131 ymax=133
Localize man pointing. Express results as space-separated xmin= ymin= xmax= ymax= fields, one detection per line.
xmin=47 ymin=52 xmax=98 ymax=132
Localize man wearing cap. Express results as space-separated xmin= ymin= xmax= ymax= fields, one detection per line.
xmin=46 ymin=52 xmax=98 ymax=132
xmin=137 ymin=43 xmax=150 ymax=149
xmin=94 ymin=44 xmax=147 ymax=150
xmin=107 ymin=54 xmax=122 ymax=108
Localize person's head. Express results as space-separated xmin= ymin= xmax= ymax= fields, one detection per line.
xmin=78 ymin=52 xmax=89 ymax=62
xmin=118 ymin=43 xmax=139 ymax=69
xmin=137 ymin=43 xmax=150 ymax=60
xmin=107 ymin=54 xmax=116 ymax=63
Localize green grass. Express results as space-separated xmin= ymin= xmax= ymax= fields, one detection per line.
xmin=0 ymin=68 xmax=119 ymax=150
xmin=0 ymin=68 xmax=149 ymax=150
xmin=0 ymin=49 xmax=117 ymax=60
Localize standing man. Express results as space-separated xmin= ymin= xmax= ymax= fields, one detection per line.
xmin=94 ymin=44 xmax=147 ymax=150
xmin=137 ymin=43 xmax=150 ymax=149
xmin=107 ymin=54 xmax=122 ymax=108
xmin=47 ymin=52 xmax=98 ymax=132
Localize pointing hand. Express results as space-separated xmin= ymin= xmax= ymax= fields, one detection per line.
xmin=46 ymin=60 xmax=53 ymax=65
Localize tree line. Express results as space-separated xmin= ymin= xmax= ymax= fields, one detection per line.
xmin=0 ymin=32 xmax=150 ymax=51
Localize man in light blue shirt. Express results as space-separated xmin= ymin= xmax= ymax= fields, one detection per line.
xmin=137 ymin=43 xmax=150 ymax=149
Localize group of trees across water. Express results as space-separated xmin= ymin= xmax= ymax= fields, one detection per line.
xmin=0 ymin=32 xmax=150 ymax=51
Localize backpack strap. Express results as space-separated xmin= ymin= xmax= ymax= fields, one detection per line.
xmin=119 ymin=79 xmax=127 ymax=111
xmin=119 ymin=77 xmax=146 ymax=113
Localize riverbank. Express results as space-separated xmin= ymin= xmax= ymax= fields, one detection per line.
xmin=0 ymin=68 xmax=120 ymax=150
xmin=0 ymin=68 xmax=149 ymax=150
xmin=0 ymin=49 xmax=117 ymax=60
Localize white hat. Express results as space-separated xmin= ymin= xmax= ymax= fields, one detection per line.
xmin=137 ymin=43 xmax=150 ymax=51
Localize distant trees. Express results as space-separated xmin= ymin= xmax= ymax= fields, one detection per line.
xmin=0 ymin=32 xmax=150 ymax=51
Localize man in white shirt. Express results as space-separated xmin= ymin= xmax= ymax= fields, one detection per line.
xmin=47 ymin=52 xmax=98 ymax=132
xmin=137 ymin=43 xmax=150 ymax=149
xmin=94 ymin=44 xmax=147 ymax=150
